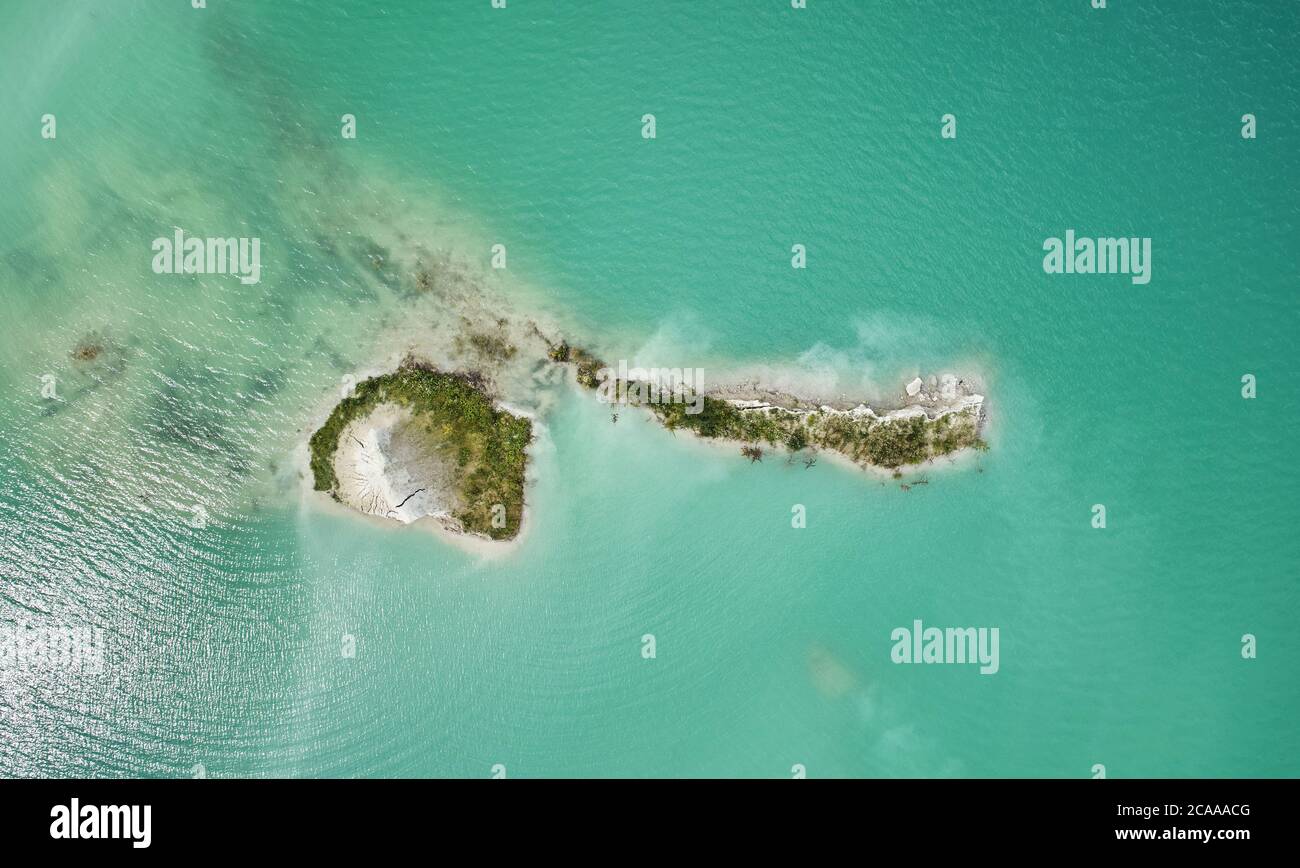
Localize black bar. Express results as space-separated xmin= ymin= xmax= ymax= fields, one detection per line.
xmin=0 ymin=778 xmax=1286 ymax=854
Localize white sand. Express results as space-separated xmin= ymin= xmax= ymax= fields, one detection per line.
xmin=332 ymin=403 xmax=460 ymax=527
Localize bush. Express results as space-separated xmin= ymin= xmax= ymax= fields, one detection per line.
xmin=785 ymin=427 xmax=808 ymax=452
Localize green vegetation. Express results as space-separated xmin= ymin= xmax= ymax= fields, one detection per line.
xmin=548 ymin=341 xmax=605 ymax=386
xmin=785 ymin=426 xmax=808 ymax=452
xmin=649 ymin=399 xmax=981 ymax=468
xmin=550 ymin=342 xmax=985 ymax=469
xmin=309 ymin=359 xmax=532 ymax=540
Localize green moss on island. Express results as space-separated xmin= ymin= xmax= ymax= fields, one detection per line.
xmin=550 ymin=343 xmax=985 ymax=470
xmin=309 ymin=360 xmax=531 ymax=540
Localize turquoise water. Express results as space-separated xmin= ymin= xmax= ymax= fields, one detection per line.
xmin=1 ymin=0 xmax=1297 ymax=777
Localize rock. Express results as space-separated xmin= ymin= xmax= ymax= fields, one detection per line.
xmin=906 ymin=377 xmax=923 ymax=397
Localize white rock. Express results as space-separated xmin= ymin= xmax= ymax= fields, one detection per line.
xmin=905 ymin=377 xmax=923 ymax=397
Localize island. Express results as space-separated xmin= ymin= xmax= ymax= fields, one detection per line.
xmin=308 ymin=358 xmax=531 ymax=541
xmin=548 ymin=341 xmax=986 ymax=472
xmin=308 ymin=332 xmax=986 ymax=545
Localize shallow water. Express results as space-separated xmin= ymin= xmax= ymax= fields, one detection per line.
xmin=0 ymin=0 xmax=1297 ymax=777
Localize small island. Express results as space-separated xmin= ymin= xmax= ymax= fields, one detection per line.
xmin=308 ymin=358 xmax=531 ymax=541
xmin=548 ymin=341 xmax=986 ymax=471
